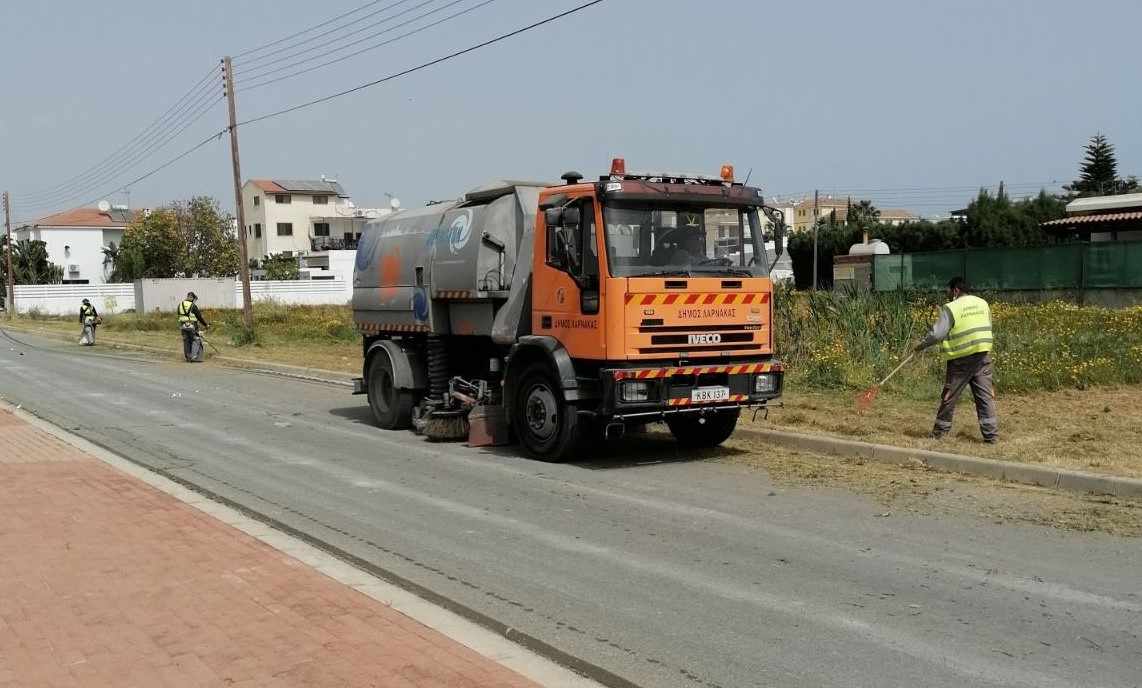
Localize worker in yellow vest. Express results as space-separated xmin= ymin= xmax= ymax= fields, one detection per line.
xmin=913 ymin=277 xmax=998 ymax=444
xmin=177 ymin=292 xmax=210 ymax=362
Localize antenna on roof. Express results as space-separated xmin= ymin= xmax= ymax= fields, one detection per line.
xmin=743 ymin=167 xmax=753 ymax=185
xmin=97 ymin=200 xmax=111 ymax=213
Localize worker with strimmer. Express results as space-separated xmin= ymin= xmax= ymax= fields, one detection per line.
xmin=913 ymin=276 xmax=999 ymax=444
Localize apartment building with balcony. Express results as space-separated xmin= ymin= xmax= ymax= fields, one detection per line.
xmin=241 ymin=178 xmax=383 ymax=261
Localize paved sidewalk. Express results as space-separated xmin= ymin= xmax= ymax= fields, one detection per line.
xmin=0 ymin=405 xmax=596 ymax=688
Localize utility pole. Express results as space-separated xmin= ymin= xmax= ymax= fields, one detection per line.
xmin=812 ymin=189 xmax=819 ymax=291
xmin=3 ymin=191 xmax=13 ymax=317
xmin=222 ymin=56 xmax=254 ymax=335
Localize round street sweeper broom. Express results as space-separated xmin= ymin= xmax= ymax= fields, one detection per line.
xmin=856 ymin=352 xmax=914 ymax=415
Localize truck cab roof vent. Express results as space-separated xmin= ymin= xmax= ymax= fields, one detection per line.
xmin=560 ymin=170 xmax=583 ymax=185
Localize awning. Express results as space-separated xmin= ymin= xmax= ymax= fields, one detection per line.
xmin=1041 ymin=210 xmax=1142 ymax=229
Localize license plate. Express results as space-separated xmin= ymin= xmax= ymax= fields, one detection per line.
xmin=691 ymin=386 xmax=730 ymax=402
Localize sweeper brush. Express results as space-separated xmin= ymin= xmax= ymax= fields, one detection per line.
xmin=421 ymin=409 xmax=470 ymax=442
xmin=856 ymin=352 xmax=914 ymax=415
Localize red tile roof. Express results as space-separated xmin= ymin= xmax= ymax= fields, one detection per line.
xmin=1041 ymin=211 xmax=1142 ymax=228
xmin=249 ymin=179 xmax=287 ymax=194
xmin=29 ymin=207 xmax=139 ymax=228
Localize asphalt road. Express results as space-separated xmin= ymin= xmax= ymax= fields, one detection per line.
xmin=1 ymin=327 xmax=1139 ymax=688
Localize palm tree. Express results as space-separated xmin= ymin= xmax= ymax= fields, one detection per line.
xmin=11 ymin=240 xmax=63 ymax=284
xmin=102 ymin=241 xmax=121 ymax=281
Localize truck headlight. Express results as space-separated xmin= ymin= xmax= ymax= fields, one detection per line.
xmin=754 ymin=373 xmax=778 ymax=394
xmin=621 ymin=381 xmax=650 ymax=402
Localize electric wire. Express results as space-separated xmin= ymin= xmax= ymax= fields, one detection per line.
xmin=12 ymin=66 xmax=220 ymax=203
xmin=10 ymin=130 xmax=226 ymax=228
xmin=233 ymin=0 xmax=419 ymax=71
xmin=235 ymin=0 xmax=475 ymax=84
xmin=237 ymin=0 xmax=500 ymax=91
xmin=233 ymin=0 xmax=401 ymax=60
xmin=236 ymin=0 xmax=604 ymax=127
xmin=13 ymin=93 xmax=224 ymax=214
xmin=14 ymin=90 xmax=223 ymax=210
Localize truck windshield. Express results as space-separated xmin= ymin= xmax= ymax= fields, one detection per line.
xmin=602 ymin=204 xmax=770 ymax=278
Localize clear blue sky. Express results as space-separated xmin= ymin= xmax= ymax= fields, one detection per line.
xmin=2 ymin=0 xmax=1139 ymax=225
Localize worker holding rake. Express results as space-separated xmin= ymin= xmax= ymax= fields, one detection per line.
xmin=912 ymin=277 xmax=999 ymax=444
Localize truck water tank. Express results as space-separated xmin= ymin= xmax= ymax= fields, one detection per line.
xmin=848 ymin=239 xmax=890 ymax=255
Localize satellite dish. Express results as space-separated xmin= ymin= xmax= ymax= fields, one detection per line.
xmin=97 ymin=200 xmax=111 ymax=212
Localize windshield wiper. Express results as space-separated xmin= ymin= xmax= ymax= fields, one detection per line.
xmin=691 ymin=268 xmax=753 ymax=277
xmin=635 ymin=269 xmax=692 ymax=278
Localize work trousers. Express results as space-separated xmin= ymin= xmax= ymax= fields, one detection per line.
xmin=181 ymin=324 xmax=199 ymax=362
xmin=933 ymin=351 xmax=999 ymax=443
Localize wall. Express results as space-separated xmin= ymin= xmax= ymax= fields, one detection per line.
xmin=13 ymin=278 xmax=350 ymax=316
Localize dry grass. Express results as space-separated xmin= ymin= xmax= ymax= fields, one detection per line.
xmin=743 ymin=385 xmax=1142 ymax=479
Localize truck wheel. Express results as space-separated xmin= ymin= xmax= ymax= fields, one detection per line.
xmin=368 ymin=353 xmax=414 ymax=430
xmin=666 ymin=409 xmax=740 ymax=448
xmin=513 ymin=363 xmax=579 ymax=462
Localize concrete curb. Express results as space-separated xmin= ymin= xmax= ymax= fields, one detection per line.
xmin=736 ymin=427 xmax=1142 ymax=499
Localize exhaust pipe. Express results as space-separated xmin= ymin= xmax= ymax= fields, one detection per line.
xmin=604 ymin=422 xmax=626 ymax=440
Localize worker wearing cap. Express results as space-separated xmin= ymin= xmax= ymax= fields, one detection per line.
xmin=78 ymin=298 xmax=100 ymax=346
xmin=177 ymin=292 xmax=209 ymax=362
xmin=913 ymin=276 xmax=998 ymax=444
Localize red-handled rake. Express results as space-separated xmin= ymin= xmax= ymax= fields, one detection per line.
xmin=856 ymin=352 xmax=914 ymax=415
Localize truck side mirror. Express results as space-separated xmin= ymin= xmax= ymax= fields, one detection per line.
xmin=561 ymin=206 xmax=581 ymax=227
xmin=763 ymin=207 xmax=785 ymax=256
xmin=544 ymin=207 xmax=563 ymax=228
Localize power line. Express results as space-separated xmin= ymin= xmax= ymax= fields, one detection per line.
xmin=13 ymin=94 xmax=225 ymax=213
xmin=11 ymin=130 xmax=227 ymax=227
xmin=237 ymin=0 xmax=604 ymax=127
xmin=12 ymin=65 xmax=221 ymax=203
xmin=237 ymin=0 xmax=500 ymax=92
xmin=234 ymin=0 xmax=421 ymax=71
xmin=233 ymin=0 xmax=402 ymax=60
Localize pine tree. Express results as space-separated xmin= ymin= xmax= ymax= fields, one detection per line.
xmin=1065 ymin=134 xmax=1120 ymax=196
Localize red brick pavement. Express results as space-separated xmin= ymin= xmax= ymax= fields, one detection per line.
xmin=0 ymin=408 xmax=548 ymax=688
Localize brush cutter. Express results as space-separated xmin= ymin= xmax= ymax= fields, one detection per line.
xmin=856 ymin=352 xmax=914 ymax=415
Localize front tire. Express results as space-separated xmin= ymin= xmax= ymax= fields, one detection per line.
xmin=666 ymin=408 xmax=740 ymax=447
xmin=368 ymin=352 xmax=415 ymax=430
xmin=512 ymin=363 xmax=579 ymax=462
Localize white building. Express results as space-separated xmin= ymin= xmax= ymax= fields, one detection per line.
xmin=241 ymin=178 xmax=391 ymax=261
xmin=16 ymin=204 xmax=137 ymax=285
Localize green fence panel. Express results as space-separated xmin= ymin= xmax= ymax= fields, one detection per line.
xmin=872 ymin=252 xmax=964 ymax=290
xmin=876 ymin=242 xmax=1140 ymax=291
xmin=1085 ymin=240 xmax=1142 ymax=287
xmin=969 ymin=245 xmax=1083 ymax=290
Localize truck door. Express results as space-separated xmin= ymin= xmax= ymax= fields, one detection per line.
xmin=534 ymin=196 xmax=606 ymax=360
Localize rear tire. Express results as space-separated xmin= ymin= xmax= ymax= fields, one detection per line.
xmin=666 ymin=408 xmax=740 ymax=447
xmin=368 ymin=352 xmax=415 ymax=430
xmin=512 ymin=363 xmax=579 ymax=462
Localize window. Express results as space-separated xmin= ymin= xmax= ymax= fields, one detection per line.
xmin=275 ymin=194 xmax=291 ymax=204
xmin=313 ymin=222 xmax=330 ymax=237
xmin=312 ymin=195 xmax=328 ymax=205
xmin=253 ymin=196 xmax=260 ymax=206
xmin=277 ymin=222 xmax=293 ymax=236
xmin=255 ymin=223 xmax=262 ymax=238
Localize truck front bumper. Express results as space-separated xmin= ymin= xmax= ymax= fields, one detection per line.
xmin=599 ymin=361 xmax=784 ymax=419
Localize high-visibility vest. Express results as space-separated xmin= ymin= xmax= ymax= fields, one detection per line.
xmin=939 ymin=294 xmax=993 ymax=361
xmin=81 ymin=304 xmax=96 ymax=324
xmin=178 ymin=300 xmax=195 ymax=323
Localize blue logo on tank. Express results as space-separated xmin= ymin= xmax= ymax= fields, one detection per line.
xmin=412 ymin=286 xmax=429 ymax=323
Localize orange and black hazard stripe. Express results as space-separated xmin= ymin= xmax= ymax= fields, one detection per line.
xmin=433 ymin=290 xmax=475 ymax=299
xmin=356 ymin=321 xmax=430 ymax=334
xmin=624 ymin=292 xmax=771 ymax=306
xmin=668 ymin=394 xmax=749 ymax=406
xmin=612 ymin=363 xmax=783 ymax=381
